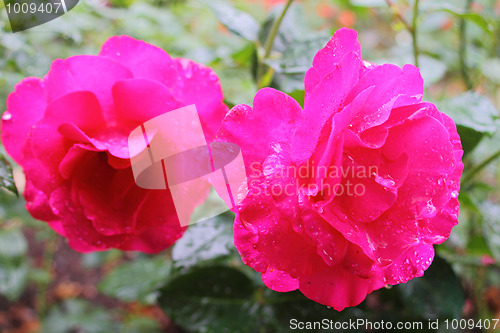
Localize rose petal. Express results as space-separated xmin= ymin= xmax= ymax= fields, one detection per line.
xmin=44 ymin=55 xmax=133 ymax=121
xmin=217 ymin=88 xmax=303 ymax=172
xmin=112 ymin=78 xmax=182 ymax=124
xmin=1 ymin=78 xmax=47 ymax=164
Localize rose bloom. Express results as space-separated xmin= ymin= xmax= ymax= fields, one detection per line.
xmin=1 ymin=36 xmax=228 ymax=253
xmin=217 ymin=28 xmax=463 ymax=310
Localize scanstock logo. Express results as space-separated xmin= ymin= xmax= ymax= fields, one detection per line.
xmin=4 ymin=0 xmax=79 ymax=32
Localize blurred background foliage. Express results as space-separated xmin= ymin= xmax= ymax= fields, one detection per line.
xmin=0 ymin=0 xmax=500 ymax=332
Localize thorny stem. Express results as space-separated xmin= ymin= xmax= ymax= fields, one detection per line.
xmin=459 ymin=0 xmax=474 ymax=90
xmin=256 ymin=0 xmax=294 ymax=88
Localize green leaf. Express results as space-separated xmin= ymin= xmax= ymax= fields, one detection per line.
xmin=0 ymin=153 xmax=18 ymax=196
xmin=0 ymin=227 xmax=28 ymax=258
xmin=172 ymin=213 xmax=236 ymax=268
xmin=440 ymin=92 xmax=498 ymax=134
xmin=265 ymin=35 xmax=330 ymax=75
xmin=99 ymin=256 xmax=172 ymax=303
xmin=427 ymin=4 xmax=494 ymax=35
xmin=0 ymin=262 xmax=29 ymax=301
xmin=199 ymin=0 xmax=259 ymax=41
xmin=159 ymin=265 xmax=258 ymax=333
xmin=287 ymin=90 xmax=305 ymax=108
xmin=42 ymin=299 xmax=117 ymax=333
xmin=397 ymin=255 xmax=465 ymax=319
xmin=217 ymin=66 xmax=256 ymax=106
xmin=480 ymin=58 xmax=500 ymax=85
xmin=456 ymin=126 xmax=485 ymax=156
xmin=81 ymin=250 xmax=122 ymax=269
xmin=259 ymin=4 xmax=330 ymax=92
xmin=438 ymin=92 xmax=499 ymax=155
xmin=480 ymin=202 xmax=500 ymax=261
xmin=0 ymin=227 xmax=29 ymax=300
xmin=158 ymin=265 xmax=367 ymax=333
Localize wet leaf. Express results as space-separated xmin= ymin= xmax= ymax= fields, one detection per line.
xmin=42 ymin=299 xmax=117 ymax=333
xmin=0 ymin=153 xmax=18 ymax=196
xmin=172 ymin=212 xmax=236 ymax=268
xmin=200 ymin=0 xmax=259 ymax=41
xmin=438 ymin=92 xmax=499 ymax=155
xmin=99 ymin=256 xmax=171 ymax=303
xmin=158 ymin=265 xmax=368 ymax=333
xmin=397 ymin=256 xmax=465 ymax=319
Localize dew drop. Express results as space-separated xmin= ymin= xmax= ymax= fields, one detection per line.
xmin=208 ymin=72 xmax=218 ymax=82
xmin=420 ymin=200 xmax=437 ymax=218
xmin=2 ymin=112 xmax=12 ymax=121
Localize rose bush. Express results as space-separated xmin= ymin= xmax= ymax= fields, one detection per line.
xmin=1 ymin=36 xmax=228 ymax=253
xmin=217 ymin=28 xmax=464 ymax=310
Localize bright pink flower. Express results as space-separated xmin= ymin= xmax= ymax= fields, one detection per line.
xmin=217 ymin=28 xmax=463 ymax=310
xmin=1 ymin=36 xmax=228 ymax=253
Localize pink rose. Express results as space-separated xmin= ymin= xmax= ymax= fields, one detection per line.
xmin=217 ymin=28 xmax=464 ymax=310
xmin=1 ymin=36 xmax=228 ymax=253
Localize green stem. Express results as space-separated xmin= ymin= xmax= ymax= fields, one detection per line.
xmin=461 ymin=148 xmax=500 ymax=185
xmin=37 ymin=235 xmax=58 ymax=316
xmin=459 ymin=0 xmax=473 ymax=90
xmin=474 ymin=267 xmax=488 ymax=322
xmin=385 ymin=0 xmax=419 ymax=67
xmin=385 ymin=0 xmax=412 ymax=32
xmin=256 ymin=0 xmax=294 ymax=88
xmin=411 ymin=0 xmax=420 ymax=68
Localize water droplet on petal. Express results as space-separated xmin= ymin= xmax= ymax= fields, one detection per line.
xmin=2 ymin=112 xmax=12 ymax=121
xmin=208 ymin=72 xmax=218 ymax=82
xmin=420 ymin=200 xmax=437 ymax=218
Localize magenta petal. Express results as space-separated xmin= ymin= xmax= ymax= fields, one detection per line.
xmin=112 ymin=78 xmax=182 ymax=124
xmin=217 ymin=88 xmax=303 ymax=171
xmin=30 ymin=123 xmax=67 ymax=187
xmin=294 ymin=52 xmax=361 ymax=163
xmin=101 ymin=36 xmax=227 ymax=141
xmin=59 ymin=144 xmax=99 ymax=179
xmin=348 ymin=64 xmax=423 ymax=133
xmin=262 ymin=268 xmax=299 ymax=292
xmin=99 ymin=35 xmax=177 ymax=83
xmin=24 ymin=180 xmax=58 ymax=222
xmin=169 ymin=58 xmax=228 ymax=141
xmin=49 ymin=185 xmax=126 ymax=252
xmin=44 ymin=55 xmax=133 ymax=121
xmin=223 ymin=27 xmax=463 ymax=310
xmin=234 ymin=189 xmax=324 ymax=278
xmin=383 ymin=243 xmax=435 ymax=285
xmin=305 ymin=28 xmax=361 ymax=93
xmin=1 ymin=78 xmax=47 ymax=164
xmin=299 ymin=265 xmax=384 ymax=310
xmin=73 ymin=152 xmax=146 ymax=236
xmin=45 ymin=91 xmax=106 ymax=132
